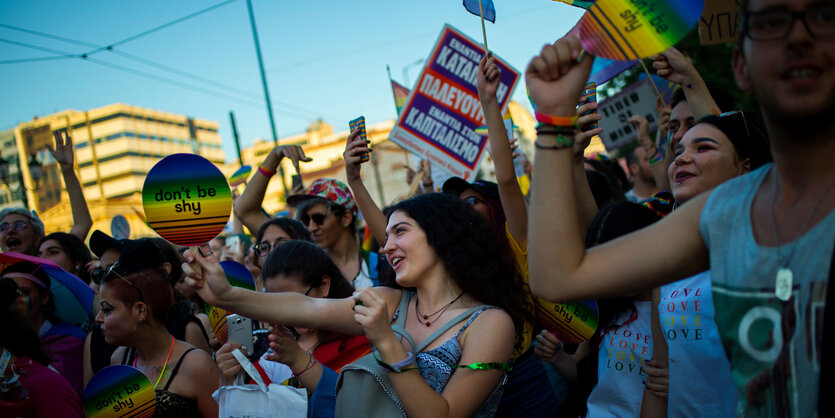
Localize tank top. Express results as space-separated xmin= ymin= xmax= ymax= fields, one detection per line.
xmin=121 ymin=347 xmax=201 ymax=418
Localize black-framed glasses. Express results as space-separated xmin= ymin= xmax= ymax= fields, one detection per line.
xmin=300 ymin=206 xmax=332 ymax=227
xmin=463 ymin=195 xmax=484 ymax=207
xmin=742 ymin=4 xmax=835 ymax=40
xmin=254 ymin=237 xmax=291 ymax=257
xmin=104 ymin=262 xmax=145 ymax=302
xmin=91 ymin=263 xmax=114 ymax=285
xmin=0 ymin=220 xmax=29 ymax=233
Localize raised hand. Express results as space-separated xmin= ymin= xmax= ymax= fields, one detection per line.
xmin=343 ymin=129 xmax=370 ymax=183
xmin=182 ymin=247 xmax=232 ymax=307
xmin=476 ymin=53 xmax=501 ymax=101
xmin=651 ymin=47 xmax=698 ymax=87
xmin=274 ymin=145 xmax=312 ymax=174
xmin=48 ymin=131 xmax=75 ymax=169
xmin=526 ymin=35 xmax=594 ymax=118
xmin=574 ymin=101 xmax=604 ymax=160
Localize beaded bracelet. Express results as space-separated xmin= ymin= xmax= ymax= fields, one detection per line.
xmin=535 ymin=112 xmax=578 ymax=127
xmin=535 ymin=134 xmax=574 ymax=150
xmin=258 ymin=165 xmax=276 ymax=177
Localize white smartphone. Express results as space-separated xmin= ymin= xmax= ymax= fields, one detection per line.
xmin=227 ymin=314 xmax=253 ymax=354
xmin=226 ymin=235 xmax=241 ymax=251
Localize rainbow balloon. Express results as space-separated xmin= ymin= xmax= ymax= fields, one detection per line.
xmin=536 ymin=299 xmax=600 ymax=344
xmin=84 ymin=365 xmax=155 ymax=418
xmin=229 ymin=165 xmax=252 ymax=187
xmin=579 ymin=0 xmax=704 ymax=60
xmin=142 ymin=154 xmax=232 ymax=246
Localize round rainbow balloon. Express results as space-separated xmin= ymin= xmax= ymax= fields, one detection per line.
xmin=84 ymin=365 xmax=155 ymax=418
xmin=536 ymin=299 xmax=600 ymax=344
xmin=579 ymin=0 xmax=704 ymax=60
xmin=142 ymin=154 xmax=232 ymax=246
xmin=229 ymin=165 xmax=252 ymax=187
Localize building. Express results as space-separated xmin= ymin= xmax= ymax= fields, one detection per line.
xmin=1 ymin=103 xmax=225 ymax=238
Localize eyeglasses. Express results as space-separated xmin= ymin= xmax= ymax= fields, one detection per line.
xmin=463 ymin=195 xmax=484 ymax=207
xmin=300 ymin=206 xmax=332 ymax=227
xmin=254 ymin=237 xmax=291 ymax=257
xmin=91 ymin=263 xmax=114 ymax=285
xmin=104 ymin=262 xmax=145 ymax=302
xmin=743 ymin=4 xmax=835 ymax=41
xmin=0 ymin=220 xmax=29 ymax=233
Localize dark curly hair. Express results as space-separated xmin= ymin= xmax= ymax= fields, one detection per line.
xmin=262 ymin=239 xmax=354 ymax=299
xmin=389 ymin=193 xmax=533 ymax=351
xmin=40 ymin=232 xmax=93 ymax=283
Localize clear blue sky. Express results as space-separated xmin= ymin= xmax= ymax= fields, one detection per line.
xmin=0 ymin=0 xmax=584 ymax=162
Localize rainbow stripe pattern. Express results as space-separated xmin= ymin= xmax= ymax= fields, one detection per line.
xmin=580 ymin=82 xmax=599 ymax=131
xmin=579 ymin=0 xmax=704 ymax=60
xmin=142 ymin=153 xmax=232 ymax=246
xmin=553 ymin=0 xmax=594 ymax=10
xmin=229 ymin=165 xmax=252 ymax=187
xmin=391 ymin=80 xmax=410 ymax=115
xmin=536 ymin=299 xmax=600 ymax=344
xmin=203 ymin=261 xmax=257 ymax=345
xmin=84 ymin=365 xmax=155 ymax=418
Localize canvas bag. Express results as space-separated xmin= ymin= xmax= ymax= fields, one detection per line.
xmin=334 ymin=291 xmax=489 ymax=417
xmin=212 ymin=348 xmax=308 ymax=418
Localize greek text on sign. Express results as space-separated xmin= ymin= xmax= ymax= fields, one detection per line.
xmin=388 ymin=25 xmax=519 ymax=180
xmin=698 ymin=0 xmax=740 ymax=45
xmin=597 ymin=78 xmax=666 ymax=152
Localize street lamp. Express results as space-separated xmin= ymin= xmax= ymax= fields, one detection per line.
xmin=28 ymin=154 xmax=42 ymax=186
xmin=0 ymin=153 xmax=42 ymax=209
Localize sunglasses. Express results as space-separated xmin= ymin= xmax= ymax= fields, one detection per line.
xmin=719 ymin=110 xmax=752 ymax=143
xmin=0 ymin=220 xmax=29 ymax=233
xmin=102 ymin=262 xmax=145 ymax=302
xmin=463 ymin=195 xmax=484 ymax=207
xmin=300 ymin=206 xmax=332 ymax=227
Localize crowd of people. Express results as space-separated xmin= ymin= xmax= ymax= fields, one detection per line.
xmin=0 ymin=0 xmax=831 ymax=416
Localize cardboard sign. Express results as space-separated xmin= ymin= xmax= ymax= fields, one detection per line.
xmin=388 ymin=25 xmax=519 ymax=180
xmin=141 ymin=154 xmax=232 ymax=246
xmin=536 ymin=300 xmax=600 ymax=344
xmin=598 ymin=78 xmax=672 ymax=152
xmin=84 ymin=365 xmax=155 ymax=418
xmin=698 ymin=0 xmax=741 ymax=45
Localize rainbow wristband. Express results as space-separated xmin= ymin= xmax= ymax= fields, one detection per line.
xmin=258 ymin=165 xmax=276 ymax=177
xmin=535 ymin=112 xmax=578 ymax=127
xmin=647 ymin=150 xmax=664 ymax=165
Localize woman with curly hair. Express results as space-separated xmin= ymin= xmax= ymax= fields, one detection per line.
xmin=184 ymin=193 xmax=533 ymax=417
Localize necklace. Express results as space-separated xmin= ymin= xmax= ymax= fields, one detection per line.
xmin=769 ymin=168 xmax=835 ymax=301
xmin=415 ymin=292 xmax=464 ymax=327
xmin=134 ymin=335 xmax=176 ymax=389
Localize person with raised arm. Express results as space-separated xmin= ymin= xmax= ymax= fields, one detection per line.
xmin=185 ymin=193 xmax=533 ymax=417
xmin=527 ymin=0 xmax=835 ymax=413
xmin=233 ymin=144 xmax=312 ymax=234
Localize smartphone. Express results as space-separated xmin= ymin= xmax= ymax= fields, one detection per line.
xmin=291 ymin=174 xmax=303 ymax=191
xmin=227 ymin=314 xmax=253 ymax=354
xmin=226 ymin=235 xmax=240 ymax=251
xmin=579 ymin=82 xmax=598 ymax=132
xmin=349 ymin=116 xmax=370 ymax=163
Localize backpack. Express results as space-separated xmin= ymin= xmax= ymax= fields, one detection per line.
xmin=334 ymin=291 xmax=489 ymax=417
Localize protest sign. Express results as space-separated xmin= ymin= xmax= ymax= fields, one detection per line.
xmin=142 ymin=153 xmax=232 ymax=247
xmin=536 ymin=300 xmax=600 ymax=344
xmin=84 ymin=365 xmax=155 ymax=418
xmin=698 ymin=0 xmax=741 ymax=45
xmin=388 ymin=25 xmax=519 ymax=180
xmin=598 ymin=78 xmax=672 ymax=153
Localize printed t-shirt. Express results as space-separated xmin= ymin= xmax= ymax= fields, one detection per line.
xmin=700 ymin=164 xmax=834 ymax=416
xmin=659 ymin=271 xmax=736 ymax=416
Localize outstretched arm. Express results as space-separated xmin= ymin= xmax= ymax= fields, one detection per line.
xmin=234 ymin=145 xmax=311 ymax=233
xmin=344 ymin=129 xmax=388 ymax=247
xmin=477 ymin=54 xmax=529 ymax=246
xmin=49 ymin=131 xmax=92 ymax=240
xmin=526 ymin=36 xmax=710 ymax=303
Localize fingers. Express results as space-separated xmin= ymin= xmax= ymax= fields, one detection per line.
xmin=626 ymin=115 xmax=647 ymax=126
xmin=539 ymin=44 xmax=560 ymax=80
xmin=576 ymin=101 xmax=598 ymax=116
xmin=577 ymin=112 xmax=602 ymax=129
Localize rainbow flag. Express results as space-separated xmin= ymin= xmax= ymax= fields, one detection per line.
xmin=391 ymin=80 xmax=410 ymax=115
xmin=553 ymin=0 xmax=594 ymax=9
xmin=463 ymin=0 xmax=495 ymax=22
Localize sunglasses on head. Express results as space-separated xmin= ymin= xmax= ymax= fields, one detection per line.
xmin=99 ymin=262 xmax=145 ymax=302
xmin=719 ymin=110 xmax=752 ymax=142
xmin=300 ymin=206 xmax=332 ymax=226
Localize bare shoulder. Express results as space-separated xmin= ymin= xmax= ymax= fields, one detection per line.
xmin=110 ymin=346 xmax=128 ymax=365
xmin=458 ymin=308 xmax=514 ymax=350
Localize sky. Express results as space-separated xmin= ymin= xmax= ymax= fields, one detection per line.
xmin=0 ymin=0 xmax=584 ymax=163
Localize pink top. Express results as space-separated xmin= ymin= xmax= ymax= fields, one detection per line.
xmin=11 ymin=356 xmax=84 ymax=418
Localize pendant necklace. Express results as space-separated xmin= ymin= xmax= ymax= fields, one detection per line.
xmin=415 ymin=292 xmax=464 ymax=327
xmin=769 ymin=169 xmax=835 ymax=302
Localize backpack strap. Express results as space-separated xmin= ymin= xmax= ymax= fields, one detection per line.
xmin=391 ymin=291 xmax=416 ymax=351
xmin=415 ymin=305 xmax=493 ymax=353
